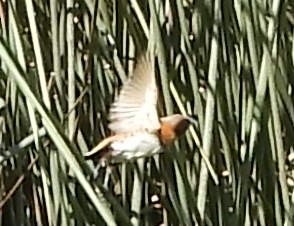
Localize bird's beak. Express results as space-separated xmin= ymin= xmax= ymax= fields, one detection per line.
xmin=185 ymin=115 xmax=198 ymax=126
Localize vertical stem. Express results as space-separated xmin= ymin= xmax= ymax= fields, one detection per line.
xmin=67 ymin=0 xmax=75 ymax=140
xmin=26 ymin=0 xmax=51 ymax=109
xmin=149 ymin=0 xmax=173 ymax=114
xmin=50 ymin=0 xmax=63 ymax=98
xmin=196 ymin=0 xmax=220 ymax=220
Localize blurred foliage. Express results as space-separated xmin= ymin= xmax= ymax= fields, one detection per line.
xmin=0 ymin=0 xmax=294 ymax=226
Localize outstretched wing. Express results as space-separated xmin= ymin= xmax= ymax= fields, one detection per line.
xmin=108 ymin=55 xmax=160 ymax=134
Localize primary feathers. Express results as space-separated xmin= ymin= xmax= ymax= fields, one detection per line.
xmin=108 ymin=56 xmax=160 ymax=134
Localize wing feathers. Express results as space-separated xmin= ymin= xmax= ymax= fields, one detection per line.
xmin=108 ymin=55 xmax=160 ymax=133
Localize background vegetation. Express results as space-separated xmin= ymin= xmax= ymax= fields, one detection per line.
xmin=0 ymin=0 xmax=293 ymax=225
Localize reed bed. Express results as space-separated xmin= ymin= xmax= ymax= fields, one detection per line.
xmin=0 ymin=0 xmax=293 ymax=225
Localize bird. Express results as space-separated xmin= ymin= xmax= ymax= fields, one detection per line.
xmin=84 ymin=54 xmax=193 ymax=162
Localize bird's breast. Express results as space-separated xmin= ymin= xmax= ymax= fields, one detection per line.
xmin=109 ymin=132 xmax=161 ymax=161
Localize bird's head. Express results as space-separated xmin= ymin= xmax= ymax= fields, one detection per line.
xmin=159 ymin=114 xmax=195 ymax=145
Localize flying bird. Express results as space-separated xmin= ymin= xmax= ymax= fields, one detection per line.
xmin=84 ymin=55 xmax=193 ymax=162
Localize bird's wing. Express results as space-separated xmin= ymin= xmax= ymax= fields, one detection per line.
xmin=108 ymin=55 xmax=160 ymax=133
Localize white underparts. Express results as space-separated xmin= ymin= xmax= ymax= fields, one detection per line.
xmin=110 ymin=132 xmax=162 ymax=161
